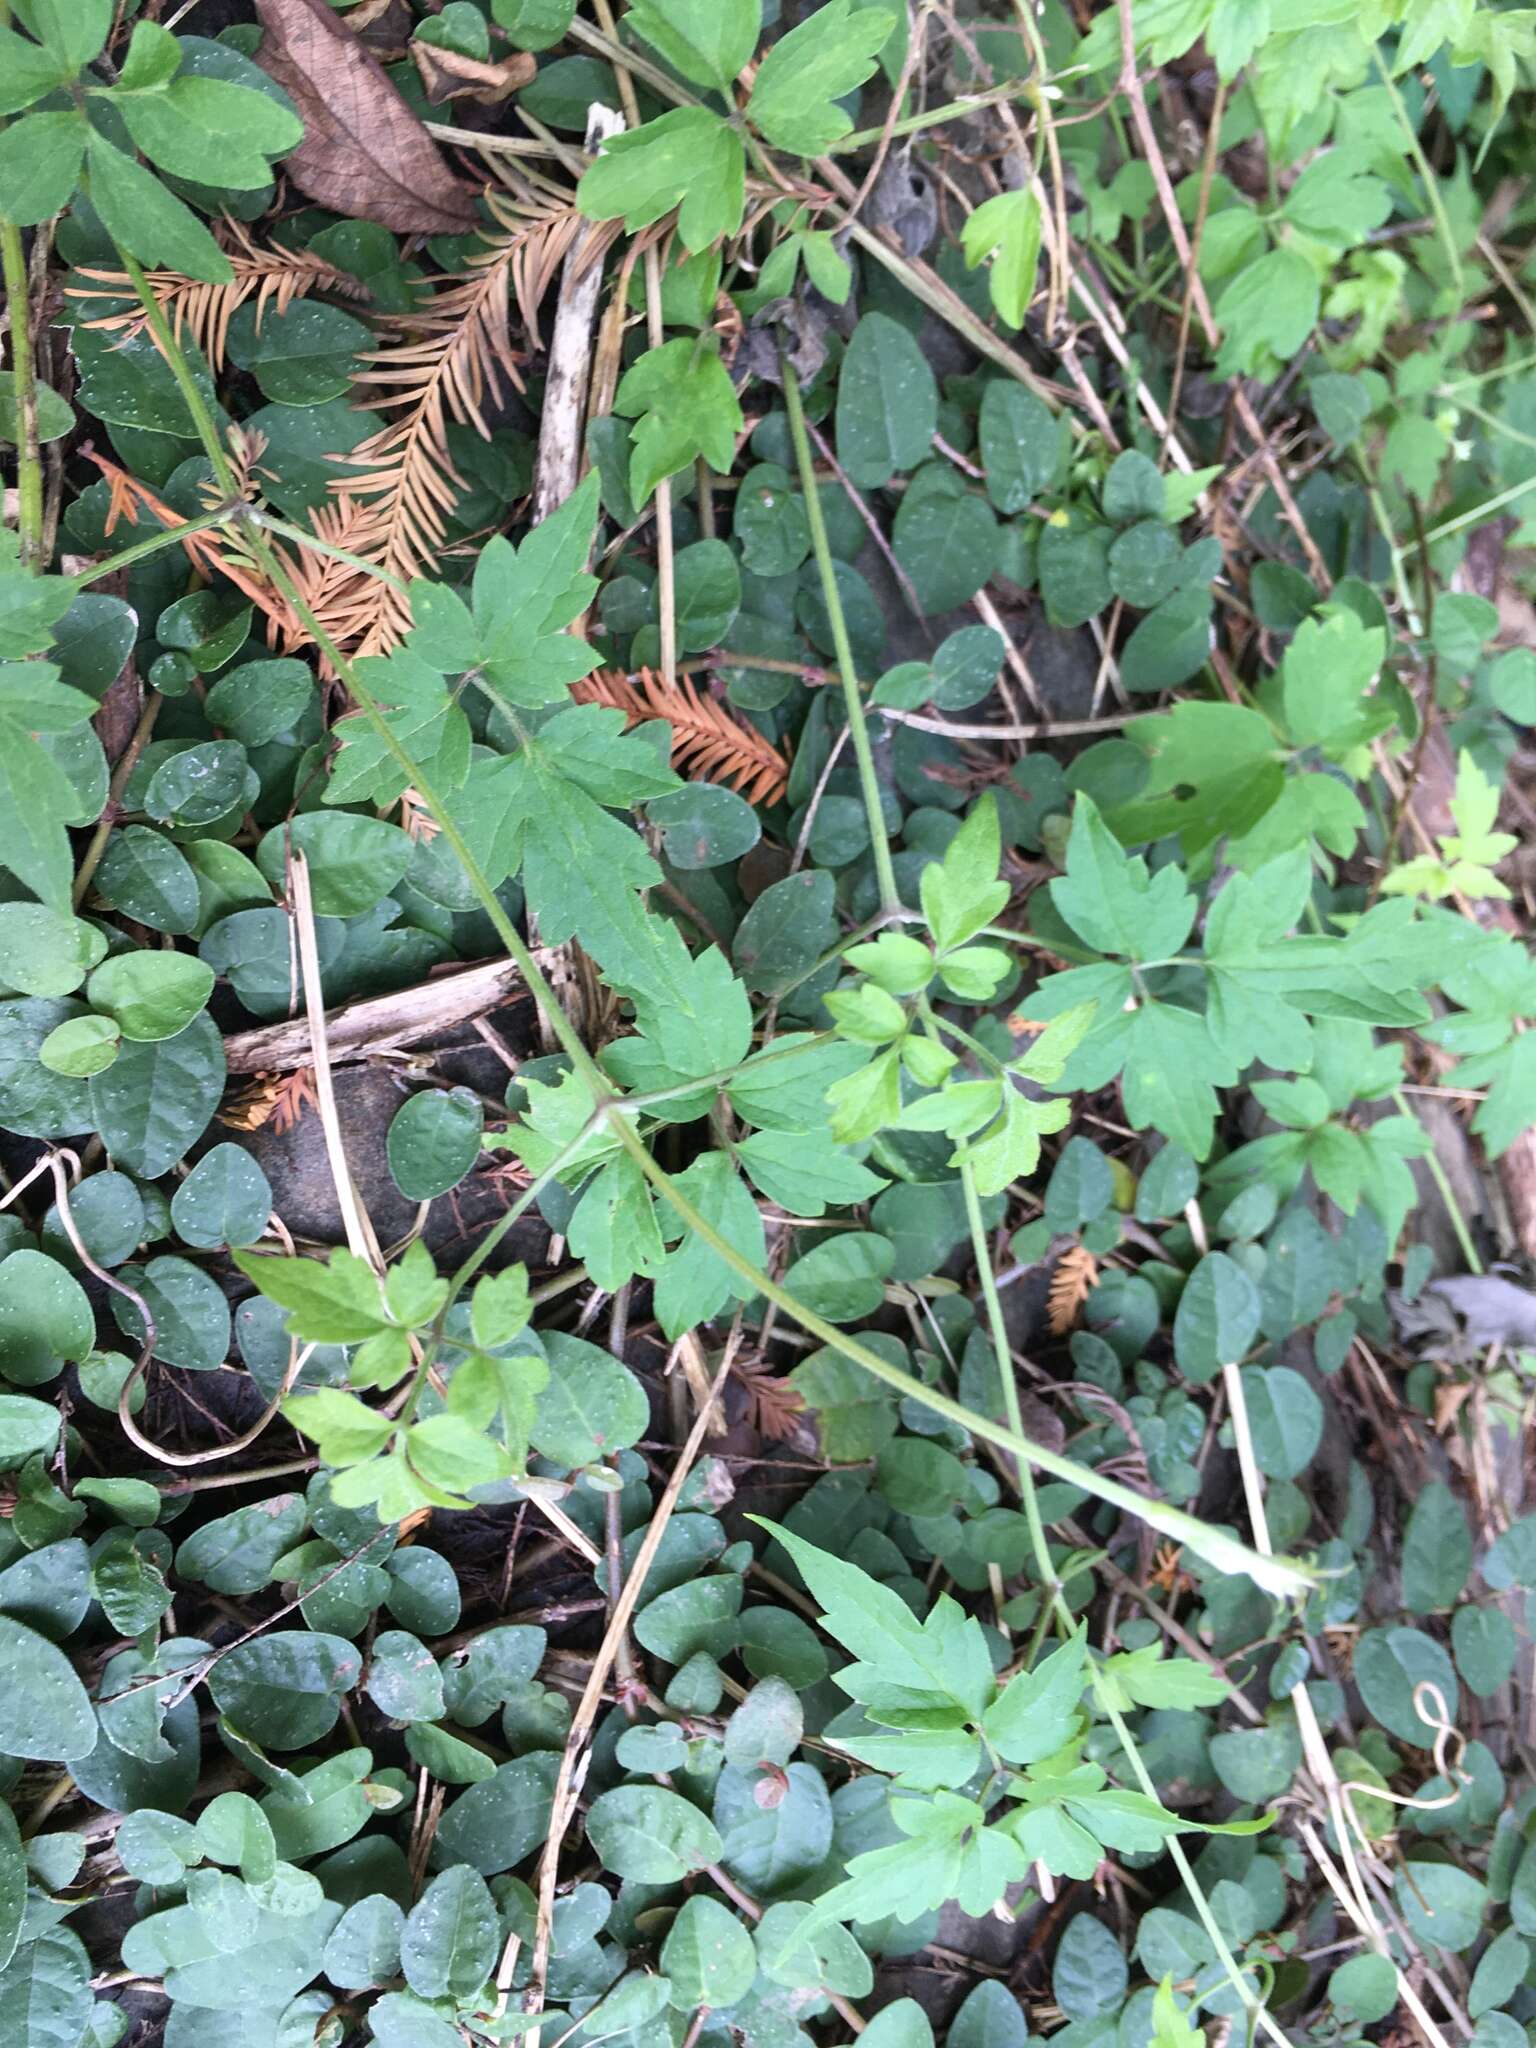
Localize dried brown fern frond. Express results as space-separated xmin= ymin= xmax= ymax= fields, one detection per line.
xmin=319 ymin=204 xmax=536 ymax=652
xmin=67 ymin=218 xmax=369 ymax=372
xmin=259 ymin=491 xmax=391 ymax=662
xmin=481 ymin=182 xmax=622 ymax=346
xmin=572 ymin=667 xmax=792 ymax=805
xmin=314 ymin=189 xmax=621 ymax=655
xmin=1047 ymin=1244 xmax=1099 ymax=1335
xmin=218 ymin=1068 xmax=318 ymax=1135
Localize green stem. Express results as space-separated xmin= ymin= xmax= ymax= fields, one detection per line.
xmin=256 ymin=513 xmax=411 ymax=595
xmin=829 ymin=81 xmax=1033 ymax=153
xmin=1371 ymin=49 xmax=1463 ymax=298
xmin=1392 ymin=1088 xmax=1483 ymax=1275
xmin=780 ymin=354 xmax=901 ymax=915
xmin=116 ymin=250 xmax=237 ymax=494
xmin=1 ymin=214 xmax=44 ymax=568
xmin=1421 ymin=471 xmax=1536 ymax=547
xmin=70 ymin=506 xmax=233 ymax=585
xmin=958 ymin=1144 xmax=1053 ymax=1578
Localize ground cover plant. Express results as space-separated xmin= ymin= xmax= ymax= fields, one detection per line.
xmin=1 ymin=2 xmax=1536 ymax=2046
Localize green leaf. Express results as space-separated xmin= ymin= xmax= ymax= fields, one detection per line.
xmin=647 ymin=783 xmax=760 ymax=870
xmin=1239 ymin=1365 xmax=1322 ymax=1479
xmin=578 ymin=108 xmax=745 ymax=254
xmin=113 ymin=1254 xmax=231 ymax=1371
xmin=748 ymin=0 xmax=892 ymax=153
xmin=114 ymin=73 xmax=300 ymax=189
xmin=122 ymin=1879 xmax=339 ymax=2010
xmin=1172 ymin=1252 xmax=1260 ymax=1383
xmin=892 ymin=465 xmax=1001 ymax=612
xmin=960 ymin=189 xmax=1042 ymax=328
xmin=400 ymin=1865 xmax=498 ymax=2001
xmin=921 ymin=796 xmax=1009 ymax=951
xmin=0 ymin=1615 xmax=95 ymax=1759
xmin=0 ymin=112 xmax=86 ymax=225
xmin=736 ymin=1132 xmax=885 ymax=1216
xmin=0 ymin=720 xmax=92 ymax=915
xmin=1054 ymin=1913 xmax=1128 ymax=2020
xmin=982 ymin=1630 xmax=1086 ymax=1765
xmin=89 ymin=1011 xmax=224 ymax=1177
xmin=734 ymin=869 xmax=839 ymax=997
xmin=255 ymin=813 xmax=411 ymax=917
xmin=1401 ymin=1481 xmax=1472 ymax=1612
xmin=23 ymin=0 xmax=114 ymax=70
xmin=170 ymin=1143 xmax=272 ymax=1251
xmin=1099 ymin=1646 xmax=1227 ymax=1712
xmin=585 ymin=1784 xmax=724 ymax=1883
xmin=323 ymin=1896 xmax=406 ymax=1992
xmin=225 ymin=299 xmax=370 ymax=406
xmin=725 ymin=1676 xmax=803 ymax=1770
xmin=633 ymin=1573 xmax=743 ymax=1663
xmin=0 ymin=1394 xmax=61 ymax=1469
xmin=1327 ymin=1953 xmax=1398 ymax=2025
xmin=1394 ymin=1860 xmax=1486 ymax=1954
xmin=1120 ymin=587 xmax=1214 ymax=694
xmin=1468 ymin=1928 xmax=1528 ymax=2018
xmin=626 ymin=0 xmax=760 ymax=91
xmin=0 ymin=25 xmax=75 ymax=117
xmin=1214 ymin=246 xmax=1319 ymax=376
xmin=782 ymin=1231 xmax=893 ymax=1322
xmin=530 ymin=1329 xmax=648 ymax=1469
xmin=655 ymin=1153 xmax=765 ymax=1339
xmin=38 ymin=1012 xmax=119 ymax=1078
xmin=1354 ymin=1626 xmax=1459 ymax=1749
xmin=0 ymin=1929 xmax=92 ymax=2048
xmin=232 ymin=1248 xmax=391 ymax=1344
xmin=0 ymin=371 xmax=71 ymax=446
xmin=1051 ymin=795 xmax=1195 ymax=962
xmin=0 ymin=1250 xmax=94 ymax=1384
xmin=0 ymin=1802 xmax=23 ymax=1972
xmin=206 ymin=1631 xmax=363 ymax=1752
xmin=83 ymin=130 xmax=231 ymax=284
xmin=949 ymin=1980 xmax=1028 ymax=2048
xmin=176 ymin=1494 xmax=307 ymax=1596
xmin=387 ymin=1088 xmax=484 ymax=1200
xmin=1490 ymin=646 xmax=1536 ymax=724
xmin=978 ymin=379 xmax=1063 ymax=512
xmin=1122 ymin=1003 xmax=1235 ymax=1159
xmin=662 ymin=1894 xmax=757 ymax=2009
xmin=96 ymin=827 xmax=201 ymax=934
xmin=86 ymin=951 xmax=214 ymax=1043
xmin=755 ymin=1517 xmax=994 ymax=1720
xmin=433 ymin=1754 xmax=557 ymax=1874
xmin=0 ymin=903 xmax=105 ymax=999
xmin=615 ymin=336 xmax=744 ymax=504
xmin=1452 ymin=1605 xmax=1515 ymax=1698
xmin=450 ymin=719 xmax=672 ymax=991
xmin=835 ymin=312 xmax=938 ymax=490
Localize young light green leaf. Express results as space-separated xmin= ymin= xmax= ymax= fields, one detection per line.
xmin=748 ymin=0 xmax=893 ymax=153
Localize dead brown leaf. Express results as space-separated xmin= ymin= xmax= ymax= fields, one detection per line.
xmin=411 ymin=40 xmax=536 ymax=106
xmin=253 ymin=0 xmax=479 ymax=235
xmin=345 ymin=0 xmax=414 ymax=60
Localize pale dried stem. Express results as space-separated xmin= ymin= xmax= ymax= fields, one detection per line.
xmin=289 ymin=849 xmax=384 ymax=1271
xmin=222 ymin=957 xmax=534 ymax=1074
xmin=532 ymin=104 xmax=625 ymax=523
